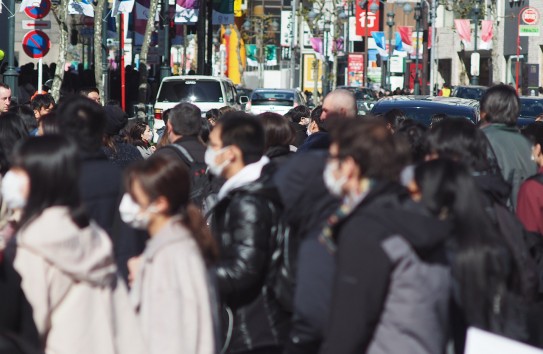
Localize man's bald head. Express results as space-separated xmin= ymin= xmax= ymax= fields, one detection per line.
xmin=321 ymin=89 xmax=358 ymax=120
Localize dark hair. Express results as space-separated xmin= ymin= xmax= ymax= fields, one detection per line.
xmin=218 ymin=112 xmax=264 ymax=165
xmin=285 ymin=105 xmax=311 ymax=124
xmin=218 ymin=106 xmax=236 ymax=117
xmin=169 ymin=102 xmax=202 ymax=137
xmin=430 ymin=113 xmax=449 ymax=127
xmin=39 ymin=112 xmax=60 ymax=135
xmin=395 ymin=121 xmax=427 ymax=163
xmin=521 ymin=121 xmax=543 ymax=147
xmin=414 ymin=159 xmax=510 ymax=331
xmin=310 ymin=105 xmax=325 ymax=131
xmin=14 ymin=136 xmax=89 ymax=229
xmin=331 ymin=119 xmax=405 ymax=181
xmin=382 ymin=109 xmax=408 ymax=132
xmin=9 ymin=105 xmax=37 ymax=132
xmin=0 ymin=113 xmax=29 ymax=160
xmin=56 ymin=95 xmax=106 ymax=153
xmin=30 ymin=93 xmax=55 ymax=112
xmin=480 ymin=84 xmax=520 ymax=126
xmin=162 ymin=108 xmax=172 ymax=126
xmin=79 ymin=87 xmax=99 ymax=97
xmin=425 ymin=118 xmax=499 ymax=174
xmin=127 ymin=121 xmax=148 ymax=147
xmin=206 ymin=108 xmax=220 ymax=121
xmin=125 ymin=155 xmax=218 ymax=265
xmin=258 ymin=112 xmax=294 ymax=150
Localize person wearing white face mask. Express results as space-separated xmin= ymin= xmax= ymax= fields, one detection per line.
xmin=120 ymin=155 xmax=218 ymax=354
xmin=206 ymin=113 xmax=290 ymax=354
xmin=8 ymin=136 xmax=146 ymax=354
xmin=319 ymin=120 xmax=451 ymax=354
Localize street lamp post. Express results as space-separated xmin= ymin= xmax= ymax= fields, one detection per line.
xmin=470 ymin=0 xmax=481 ymax=85
xmin=414 ymin=3 xmax=422 ymax=95
xmin=160 ymin=0 xmax=171 ymax=81
xmin=323 ymin=19 xmax=331 ymax=96
xmin=386 ymin=12 xmax=394 ymax=91
xmin=3 ymin=0 xmax=18 ymax=103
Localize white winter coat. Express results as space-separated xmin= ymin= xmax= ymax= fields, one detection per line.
xmin=130 ymin=218 xmax=215 ymax=354
xmin=14 ymin=207 xmax=147 ymax=354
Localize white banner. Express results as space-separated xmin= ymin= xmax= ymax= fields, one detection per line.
xmin=280 ymin=10 xmax=293 ymax=47
xmin=68 ymin=0 xmax=94 ymax=17
xmin=112 ymin=0 xmax=135 ymax=16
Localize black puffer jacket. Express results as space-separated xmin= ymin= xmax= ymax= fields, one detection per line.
xmin=210 ymin=166 xmax=289 ymax=353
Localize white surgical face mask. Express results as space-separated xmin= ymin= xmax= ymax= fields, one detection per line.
xmin=205 ymin=146 xmax=231 ymax=177
xmin=1 ymin=170 xmax=29 ymax=210
xmin=118 ymin=193 xmax=156 ymax=230
xmin=323 ymin=161 xmax=347 ymax=197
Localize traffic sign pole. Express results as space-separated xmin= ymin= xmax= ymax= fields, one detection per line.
xmin=516 ymin=7 xmax=539 ymax=92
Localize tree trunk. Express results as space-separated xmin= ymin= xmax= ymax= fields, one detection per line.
xmin=50 ymin=0 xmax=69 ymax=102
xmin=93 ymin=0 xmax=105 ymax=103
xmin=138 ymin=0 xmax=159 ymax=104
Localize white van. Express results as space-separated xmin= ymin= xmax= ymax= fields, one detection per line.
xmin=153 ymin=75 xmax=242 ymax=129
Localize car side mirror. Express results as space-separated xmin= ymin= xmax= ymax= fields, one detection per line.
xmin=239 ymin=96 xmax=249 ymax=104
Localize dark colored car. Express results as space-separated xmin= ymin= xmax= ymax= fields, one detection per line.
xmin=337 ymin=86 xmax=378 ymax=115
xmin=519 ymin=96 xmax=543 ymax=119
xmin=451 ymin=85 xmax=488 ymax=100
xmin=371 ymin=96 xmax=480 ymax=127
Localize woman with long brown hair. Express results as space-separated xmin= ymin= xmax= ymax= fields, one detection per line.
xmin=121 ymin=154 xmax=218 ymax=354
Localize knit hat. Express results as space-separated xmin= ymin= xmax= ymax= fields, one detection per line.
xmin=104 ymin=105 xmax=128 ymax=136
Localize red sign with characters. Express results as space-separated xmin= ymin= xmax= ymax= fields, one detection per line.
xmin=521 ymin=7 xmax=539 ymax=25
xmin=348 ymin=53 xmax=365 ymax=86
xmin=356 ymin=2 xmax=380 ymax=37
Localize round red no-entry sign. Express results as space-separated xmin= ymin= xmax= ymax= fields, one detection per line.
xmin=22 ymin=30 xmax=50 ymax=59
xmin=521 ymin=7 xmax=539 ymax=25
xmin=24 ymin=0 xmax=51 ymax=19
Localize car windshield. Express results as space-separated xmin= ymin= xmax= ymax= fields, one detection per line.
xmin=157 ymin=80 xmax=223 ymax=103
xmin=251 ymin=91 xmax=294 ymax=106
xmin=453 ymin=87 xmax=485 ymax=100
xmin=373 ymin=105 xmax=477 ymax=126
xmin=519 ymin=99 xmax=543 ymax=118
xmin=354 ymin=91 xmax=377 ymax=101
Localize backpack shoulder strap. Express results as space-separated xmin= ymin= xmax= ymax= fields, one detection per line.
xmin=165 ymin=144 xmax=194 ymax=165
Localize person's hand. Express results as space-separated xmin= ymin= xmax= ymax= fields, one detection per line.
xmin=150 ymin=146 xmax=157 ymax=153
xmin=127 ymin=256 xmax=142 ymax=287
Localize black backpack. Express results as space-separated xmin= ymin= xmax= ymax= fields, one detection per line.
xmin=163 ymin=144 xmax=215 ymax=210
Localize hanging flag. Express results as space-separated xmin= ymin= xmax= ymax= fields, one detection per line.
xmin=310 ymin=37 xmax=324 ymax=60
xmin=265 ymin=45 xmax=277 ymax=66
xmin=480 ymin=20 xmax=493 ymax=50
xmin=112 ymin=0 xmax=135 ymax=16
xmin=454 ymin=19 xmax=471 ymax=44
xmin=245 ymin=44 xmax=258 ymax=67
xmin=68 ymin=0 xmax=94 ymax=17
xmin=397 ymin=26 xmax=413 ymax=54
xmin=371 ymin=31 xmax=388 ymax=57
xmin=134 ymin=0 xmax=149 ymax=45
xmin=175 ymin=0 xmax=198 ymax=23
xmin=212 ymin=0 xmax=234 ymax=24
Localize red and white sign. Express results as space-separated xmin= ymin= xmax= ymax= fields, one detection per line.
xmin=347 ymin=53 xmax=364 ymax=86
xmin=356 ymin=3 xmax=380 ymax=37
xmin=24 ymin=0 xmax=51 ymax=19
xmin=22 ymin=30 xmax=50 ymax=58
xmin=521 ymin=7 xmax=539 ymax=25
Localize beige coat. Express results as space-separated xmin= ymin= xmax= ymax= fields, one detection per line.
xmin=14 ymin=207 xmax=147 ymax=354
xmin=130 ymin=218 xmax=215 ymax=354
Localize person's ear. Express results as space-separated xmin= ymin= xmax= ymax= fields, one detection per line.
xmin=225 ymin=145 xmax=241 ymax=163
xmin=152 ymin=196 xmax=169 ymax=214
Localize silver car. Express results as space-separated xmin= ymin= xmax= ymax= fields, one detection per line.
xmin=245 ymin=89 xmax=307 ymax=115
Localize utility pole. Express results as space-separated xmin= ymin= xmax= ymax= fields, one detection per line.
xmin=3 ymin=0 xmax=19 ymax=103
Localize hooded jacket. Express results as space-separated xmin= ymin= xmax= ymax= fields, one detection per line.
xmin=320 ymin=182 xmax=452 ymax=354
xmin=210 ymin=164 xmax=289 ymax=353
xmin=14 ymin=207 xmax=146 ymax=354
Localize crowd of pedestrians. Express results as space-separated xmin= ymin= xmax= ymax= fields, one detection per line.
xmin=1 ymin=82 xmax=543 ymax=354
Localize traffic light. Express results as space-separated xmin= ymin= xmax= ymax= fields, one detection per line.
xmin=70 ymin=29 xmax=78 ymax=46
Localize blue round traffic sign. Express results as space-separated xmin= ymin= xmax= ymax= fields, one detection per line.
xmin=24 ymin=0 xmax=51 ymax=19
xmin=22 ymin=30 xmax=50 ymax=59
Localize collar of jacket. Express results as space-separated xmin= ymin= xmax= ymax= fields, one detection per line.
xmin=484 ymin=123 xmax=520 ymax=132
